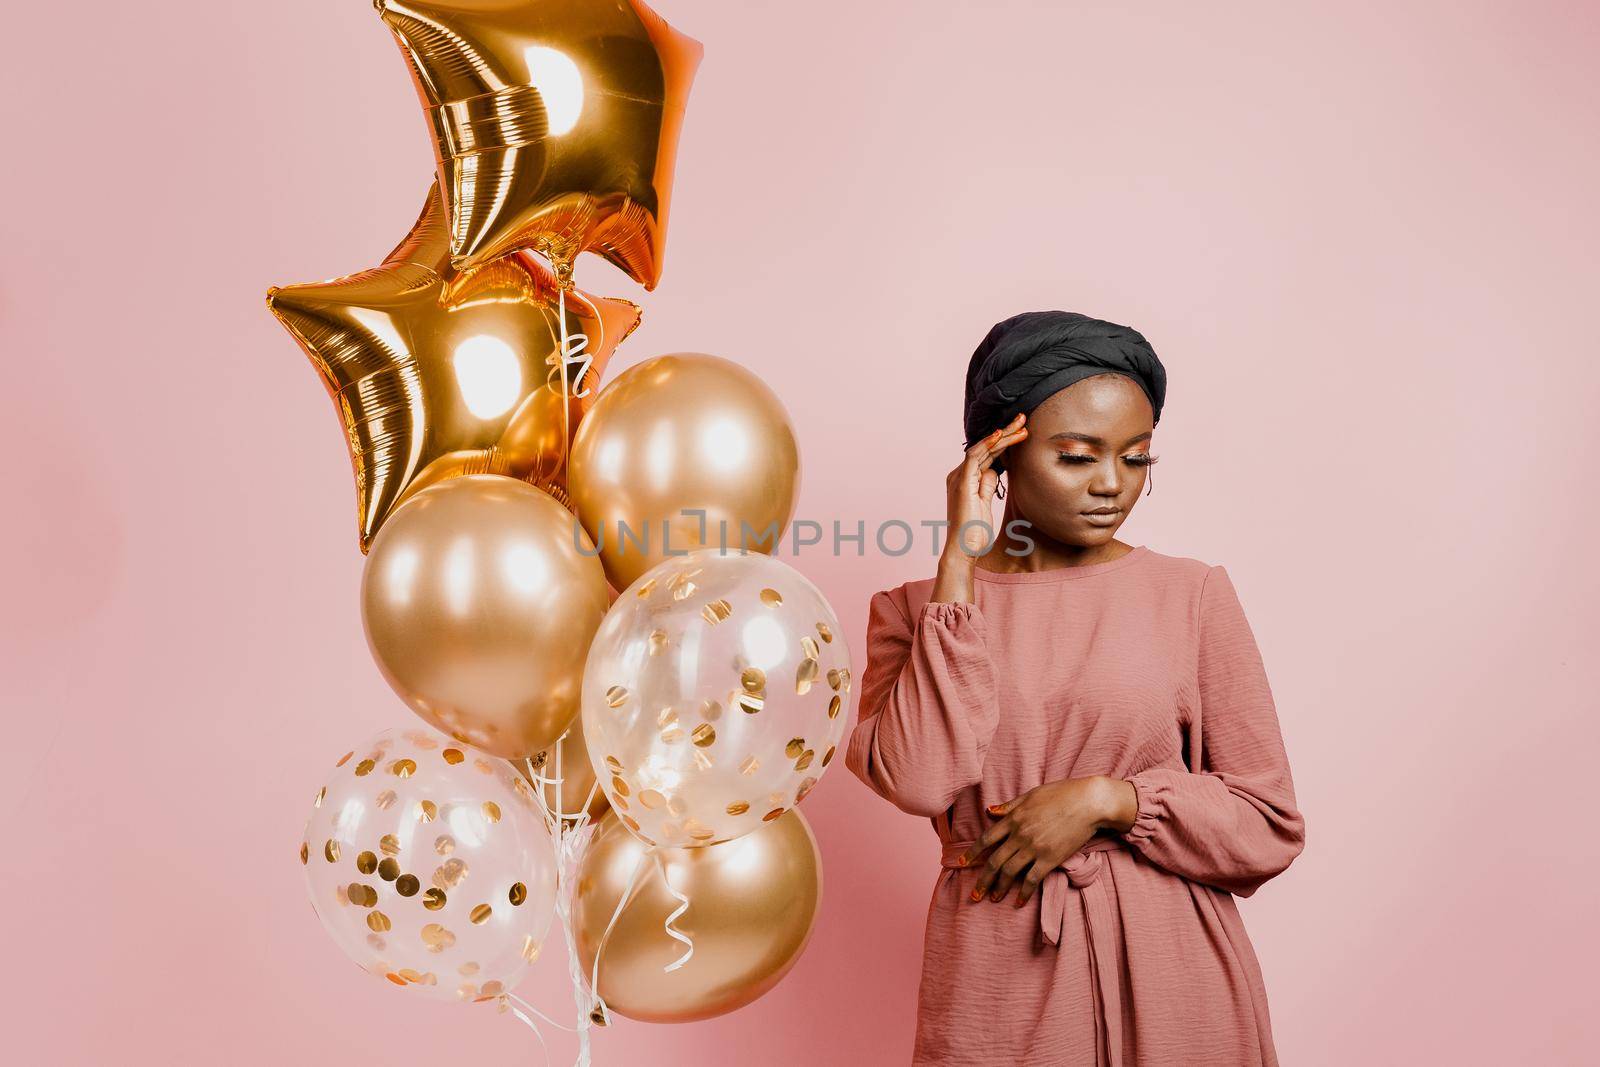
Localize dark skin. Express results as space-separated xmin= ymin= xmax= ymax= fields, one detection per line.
xmin=937 ymin=373 xmax=1161 ymax=907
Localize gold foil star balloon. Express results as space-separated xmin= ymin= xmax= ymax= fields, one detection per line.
xmin=266 ymin=183 xmax=641 ymax=551
xmin=376 ymin=0 xmax=703 ymax=288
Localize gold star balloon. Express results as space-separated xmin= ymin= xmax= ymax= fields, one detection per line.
xmin=266 ymin=183 xmax=641 ymax=551
xmin=376 ymin=0 xmax=703 ymax=289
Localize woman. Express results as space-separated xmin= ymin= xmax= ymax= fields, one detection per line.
xmin=845 ymin=311 xmax=1305 ymax=1066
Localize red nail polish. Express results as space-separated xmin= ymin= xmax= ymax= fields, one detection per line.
xmin=1014 ymin=895 xmax=1026 ymax=908
xmin=955 ymin=856 xmax=968 ymax=868
xmin=969 ymin=888 xmax=983 ymax=902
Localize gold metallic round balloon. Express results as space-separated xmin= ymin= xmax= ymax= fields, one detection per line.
xmin=361 ymin=475 xmax=609 ymax=759
xmin=573 ymin=810 xmax=821 ymax=1023
xmin=566 ymin=353 xmax=801 ymax=591
xmin=377 ymin=0 xmax=703 ymax=288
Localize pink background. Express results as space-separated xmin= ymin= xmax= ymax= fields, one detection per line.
xmin=3 ymin=1 xmax=1596 ymax=1062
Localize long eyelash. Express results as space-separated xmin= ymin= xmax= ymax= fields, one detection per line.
xmin=1055 ymin=453 xmax=1161 ymax=465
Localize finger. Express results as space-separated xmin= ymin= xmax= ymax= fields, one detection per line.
xmin=971 ymin=840 xmax=1022 ymax=901
xmin=985 ymin=799 xmax=1018 ymax=818
xmin=991 ymin=851 xmax=1035 ymax=903
xmin=1014 ymin=849 xmax=1063 ymax=907
xmin=1014 ymin=863 xmax=1047 ymax=907
xmin=964 ymin=415 xmax=1025 ymax=468
xmin=959 ymin=816 xmax=1013 ymax=867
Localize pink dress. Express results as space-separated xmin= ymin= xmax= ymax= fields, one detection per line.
xmin=846 ymin=546 xmax=1305 ymax=1066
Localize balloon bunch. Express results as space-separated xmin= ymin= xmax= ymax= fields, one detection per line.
xmin=272 ymin=1 xmax=851 ymax=1055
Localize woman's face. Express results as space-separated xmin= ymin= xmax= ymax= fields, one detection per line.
xmin=1003 ymin=373 xmax=1157 ymax=548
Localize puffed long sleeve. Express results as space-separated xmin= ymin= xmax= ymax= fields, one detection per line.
xmin=846 ymin=590 xmax=1003 ymax=818
xmin=1119 ymin=566 xmax=1306 ymax=897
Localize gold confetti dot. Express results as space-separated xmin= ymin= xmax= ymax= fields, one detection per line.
xmin=691 ymin=723 xmax=716 ymax=747
xmin=760 ymin=588 xmax=783 ymax=607
xmin=423 ymin=888 xmax=447 ymax=911
xmin=741 ymin=667 xmax=766 ymax=693
xmin=635 ymin=577 xmax=657 ymax=599
xmin=354 ymin=759 xmax=375 ymax=777
xmin=828 ymin=695 xmax=842 ymax=719
xmin=346 ymin=883 xmax=376 ymax=907
xmin=796 ymin=777 xmax=819 ymax=804
xmin=299 ymin=842 xmax=308 ymax=864
xmin=795 ymin=657 xmax=819 ymax=694
xmin=638 ymin=789 xmax=665 ymax=810
xmin=604 ymin=755 xmax=623 ymax=774
xmin=666 ymin=794 xmax=687 ymax=816
xmin=375 ymin=790 xmax=398 ymax=810
xmin=827 ymin=668 xmax=842 ymax=691
xmin=474 ymin=758 xmax=494 ymax=776
xmin=356 ymin=851 xmax=377 ymax=874
xmin=737 ymin=692 xmax=764 ymax=715
xmin=700 ymin=698 xmax=723 ymax=721
xmin=482 ymin=801 xmax=501 ymax=824
xmin=661 ymin=726 xmax=685 ymax=744
xmin=433 ymin=858 xmax=469 ymax=891
xmin=435 ymin=835 xmax=455 ymax=856
xmin=421 ymin=923 xmax=456 ymax=953
xmin=648 ymin=628 xmax=668 ymax=655
xmin=411 ymin=734 xmax=439 ymax=750
xmin=795 ymin=749 xmax=815 ymax=771
xmin=785 ymin=738 xmax=805 ymax=759
xmin=669 ymin=571 xmax=698 ymax=600
xmin=378 ymin=857 xmax=400 ymax=881
xmin=380 ymin=834 xmax=401 ymax=856
xmin=606 ymin=685 xmax=630 ymax=708
xmin=509 ymin=882 xmax=527 ymax=906
xmin=521 ymin=935 xmax=542 ymax=962
xmin=335 ymin=751 xmax=354 ymax=767
xmin=459 ymin=961 xmax=480 ymax=976
xmin=701 ymin=598 xmax=732 ymax=625
xmin=390 ymin=758 xmax=417 ymax=778
xmin=610 ymin=775 xmax=631 ymax=798
xmin=612 ymin=793 xmax=629 ymax=811
xmin=621 ymin=814 xmax=640 ymax=832
xmin=692 ymin=748 xmax=714 ymax=771
xmin=822 ymin=745 xmax=836 ymax=767
xmin=313 ymin=786 xmax=326 ymax=808
xmin=801 ymin=636 xmax=820 ymax=660
xmin=367 ymin=911 xmax=392 ymax=933
xmin=443 ymin=748 xmax=465 ymax=765
xmin=739 ymin=755 xmax=760 ymax=776
xmin=762 ymin=808 xmax=786 ymax=822
xmin=396 ymin=874 xmax=420 ymax=897
xmin=324 ymin=840 xmax=341 ymax=863
xmin=416 ymin=800 xmax=437 ymax=822
xmin=816 ymin=622 xmax=834 ymax=643
xmin=470 ymin=904 xmax=492 ymax=925
xmin=726 ymin=801 xmax=750 ymax=816
xmin=480 ymin=980 xmax=505 ymax=998
xmin=690 ymin=827 xmax=716 ymax=842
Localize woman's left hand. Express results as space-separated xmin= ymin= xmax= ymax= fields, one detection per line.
xmin=960 ymin=776 xmax=1137 ymax=906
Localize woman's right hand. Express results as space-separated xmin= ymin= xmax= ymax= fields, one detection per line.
xmin=935 ymin=414 xmax=1028 ymax=601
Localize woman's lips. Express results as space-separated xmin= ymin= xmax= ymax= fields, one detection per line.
xmin=1081 ymin=508 xmax=1122 ymax=525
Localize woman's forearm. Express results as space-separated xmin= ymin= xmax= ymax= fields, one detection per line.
xmin=1093 ymin=775 xmax=1139 ymax=833
xmin=931 ymin=548 xmax=975 ymax=604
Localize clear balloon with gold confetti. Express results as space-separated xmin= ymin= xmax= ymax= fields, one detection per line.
xmin=300 ymin=727 xmax=558 ymax=1002
xmin=580 ymin=548 xmax=851 ymax=848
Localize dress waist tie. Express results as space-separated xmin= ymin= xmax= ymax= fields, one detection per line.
xmin=940 ymin=835 xmax=1129 ymax=1067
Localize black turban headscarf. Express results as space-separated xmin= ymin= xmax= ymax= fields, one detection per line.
xmin=963 ymin=311 xmax=1166 ymax=472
